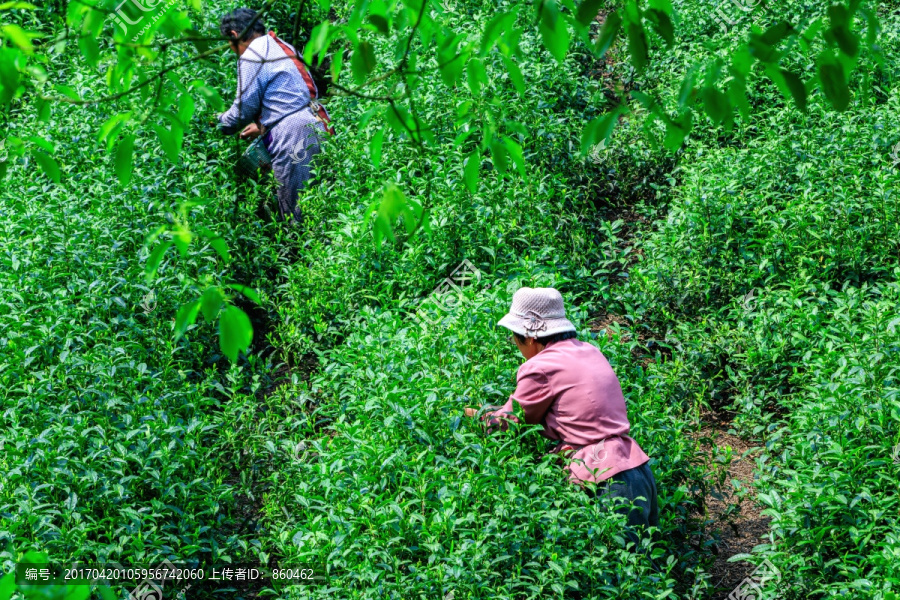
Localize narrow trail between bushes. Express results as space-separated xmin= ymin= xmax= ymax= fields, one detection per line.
xmin=582 ymin=107 xmax=773 ymax=595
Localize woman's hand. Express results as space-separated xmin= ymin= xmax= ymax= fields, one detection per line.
xmin=240 ymin=122 xmax=264 ymax=140
xmin=464 ymin=407 xmax=479 ymax=418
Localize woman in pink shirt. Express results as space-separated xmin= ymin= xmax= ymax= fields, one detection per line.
xmin=467 ymin=287 xmax=658 ymax=546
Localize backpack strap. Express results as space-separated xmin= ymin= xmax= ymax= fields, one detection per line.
xmin=268 ymin=31 xmax=335 ymax=136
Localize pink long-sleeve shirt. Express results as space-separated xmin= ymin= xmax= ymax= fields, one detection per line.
xmin=487 ymin=338 xmax=650 ymax=483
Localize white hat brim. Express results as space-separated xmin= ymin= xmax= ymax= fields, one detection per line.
xmin=498 ymin=313 xmax=576 ymax=338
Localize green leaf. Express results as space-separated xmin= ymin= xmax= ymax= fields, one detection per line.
xmin=466 ymin=58 xmax=487 ymax=96
xmin=36 ymin=96 xmax=50 ymax=122
xmin=480 ymin=11 xmax=516 ymax=55
xmin=152 ymin=123 xmax=181 ymax=163
xmin=351 ymin=40 xmax=376 ymax=84
xmin=226 ymin=283 xmax=261 ymax=304
xmin=645 ymin=9 xmax=674 ymax=48
xmin=817 ymin=50 xmax=850 ymax=111
xmin=369 ymin=127 xmax=385 ymax=168
xmin=0 ymin=160 xmax=7 ymax=181
xmin=28 ymin=135 xmax=53 ymax=152
xmin=115 ymin=134 xmax=135 ymax=187
xmin=98 ymin=112 xmax=131 ymax=150
xmin=626 ymin=22 xmax=648 ymax=72
xmin=728 ymin=75 xmax=750 ymax=120
xmin=677 ymin=65 xmax=698 ymax=107
xmin=464 ymin=150 xmax=480 ymax=193
xmin=178 ymin=92 xmax=195 ymax=127
xmin=200 ymin=287 xmax=225 ymax=323
xmin=78 ymin=32 xmax=100 ymax=67
xmin=368 ymin=14 xmax=390 ymax=35
xmin=575 ymin=0 xmax=604 ymax=27
xmin=198 ymin=227 xmax=231 ymax=262
xmin=0 ymin=2 xmax=37 ymax=9
xmin=827 ymin=3 xmax=859 ymax=57
xmin=502 ymin=136 xmax=526 ymax=178
xmin=649 ymin=0 xmax=672 ymax=13
xmin=219 ymin=305 xmax=253 ymax=362
xmin=191 ymin=81 xmax=224 ymax=112
xmin=55 ymin=84 xmax=80 ymax=101
xmin=499 ymin=55 xmax=525 ymax=95
xmin=489 ymin=139 xmax=508 ymax=176
xmin=595 ymin=11 xmax=622 ymax=57
xmin=31 ymin=149 xmax=60 ymax=183
xmin=701 ymin=85 xmax=730 ymax=124
xmin=780 ymin=69 xmax=807 ymax=112
xmin=538 ymin=2 xmax=570 ymax=64
xmin=0 ymin=570 xmax=14 ymax=600
xmin=580 ymin=106 xmax=624 ymax=155
xmin=365 ymin=183 xmax=416 ymax=248
xmin=145 ymin=240 xmax=172 ymax=281
xmin=663 ymin=111 xmax=691 ymax=151
xmin=175 ymin=299 xmax=202 ymax=340
xmin=2 ymin=24 xmax=34 ymax=54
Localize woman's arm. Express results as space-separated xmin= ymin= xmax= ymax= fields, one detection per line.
xmin=481 ymin=366 xmax=553 ymax=430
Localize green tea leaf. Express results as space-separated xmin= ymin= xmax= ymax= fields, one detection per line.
xmin=646 ymin=9 xmax=674 ymax=48
xmin=226 ymin=283 xmax=261 ymax=304
xmin=502 ymin=136 xmax=526 ymax=178
xmin=780 ymin=69 xmax=807 ymax=112
xmin=175 ymin=299 xmax=201 ymax=340
xmin=580 ymin=106 xmax=624 ymax=155
xmin=464 ymin=150 xmax=480 ymax=193
xmin=466 ymin=58 xmax=487 ymax=96
xmin=31 ymin=149 xmax=60 ymax=183
xmin=539 ymin=5 xmax=570 ymax=64
xmin=575 ymin=0 xmax=604 ymax=27
xmin=489 ymin=139 xmax=508 ymax=176
xmin=351 ymin=40 xmax=376 ymax=84
xmin=817 ymin=50 xmax=850 ymax=111
xmin=145 ymin=240 xmax=172 ymax=281
xmin=0 ymin=571 xmax=14 ymax=600
xmin=701 ymin=85 xmax=730 ymax=124
xmin=500 ymin=55 xmax=525 ymax=95
xmin=480 ymin=11 xmax=516 ymax=55
xmin=115 ymin=134 xmax=135 ymax=187
xmin=200 ymin=287 xmax=225 ymax=323
xmin=219 ymin=305 xmax=253 ymax=361
xmin=2 ymin=24 xmax=34 ymax=54
xmin=370 ymin=127 xmax=385 ymax=168
xmin=626 ymin=22 xmax=648 ymax=72
xmin=78 ymin=32 xmax=100 ymax=67
xmin=595 ymin=10 xmax=621 ymax=57
xmin=368 ymin=14 xmax=390 ymax=34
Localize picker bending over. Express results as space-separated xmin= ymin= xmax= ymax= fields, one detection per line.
xmin=467 ymin=287 xmax=659 ymax=546
xmin=217 ymin=8 xmax=331 ymax=224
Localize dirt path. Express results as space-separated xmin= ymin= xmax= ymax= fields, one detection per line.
xmin=690 ymin=418 xmax=771 ymax=599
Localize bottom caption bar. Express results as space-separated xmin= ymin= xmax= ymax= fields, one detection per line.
xmin=15 ymin=562 xmax=331 ymax=589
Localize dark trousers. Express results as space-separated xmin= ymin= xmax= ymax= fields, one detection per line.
xmin=589 ymin=461 xmax=659 ymax=550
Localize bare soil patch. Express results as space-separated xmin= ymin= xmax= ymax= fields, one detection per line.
xmin=690 ymin=423 xmax=771 ymax=600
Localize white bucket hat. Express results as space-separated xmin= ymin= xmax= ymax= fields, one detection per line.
xmin=498 ymin=287 xmax=576 ymax=338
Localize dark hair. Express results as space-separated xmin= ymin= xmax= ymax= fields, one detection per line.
xmin=513 ymin=330 xmax=577 ymax=346
xmin=220 ymin=7 xmax=266 ymax=43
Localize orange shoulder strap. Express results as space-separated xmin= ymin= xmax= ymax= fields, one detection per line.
xmin=268 ymin=31 xmax=334 ymax=135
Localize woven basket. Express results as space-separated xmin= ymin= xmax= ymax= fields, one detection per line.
xmin=235 ymin=136 xmax=272 ymax=176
